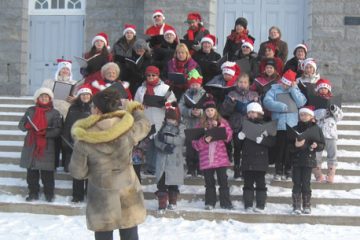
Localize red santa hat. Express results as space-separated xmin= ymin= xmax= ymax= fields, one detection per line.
xmin=293 ymin=43 xmax=308 ymax=55
xmin=188 ymin=76 xmax=203 ymax=86
xmin=123 ymin=24 xmax=136 ymax=36
xmin=221 ymin=61 xmax=238 ymax=76
xmin=55 ymin=59 xmax=72 ymax=81
xmin=265 ymin=43 xmax=276 ymax=53
xmin=76 ymin=84 xmax=93 ymax=97
xmin=185 ymin=12 xmax=203 ymax=24
xmin=164 ymin=29 xmax=176 ymax=37
xmin=92 ymin=32 xmax=110 ymax=49
xmin=299 ymin=105 xmax=315 ymax=117
xmin=315 ymin=78 xmax=332 ymax=92
xmin=200 ymin=34 xmax=216 ymax=48
xmin=242 ymin=38 xmax=254 ymax=51
xmin=152 ymin=9 xmax=165 ymax=20
xmin=281 ymin=69 xmax=297 ymax=86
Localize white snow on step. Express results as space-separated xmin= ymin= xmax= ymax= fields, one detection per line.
xmin=338 ymin=130 xmax=360 ymax=136
xmin=343 ymin=112 xmax=360 ymax=116
xmin=0 ymin=104 xmax=31 ymax=108
xmin=0 ymin=121 xmax=18 ymax=125
xmin=338 ymin=120 xmax=360 ymax=125
xmin=0 ymin=96 xmax=32 ymax=100
xmin=0 ymin=152 xmax=21 ymax=158
xmin=337 ymin=139 xmax=360 ymax=146
xmin=0 ymin=130 xmax=25 ymax=135
xmin=0 ymin=141 xmax=23 ymax=146
xmin=0 ymin=177 xmax=71 ymax=189
xmin=0 ymin=112 xmax=23 ymax=116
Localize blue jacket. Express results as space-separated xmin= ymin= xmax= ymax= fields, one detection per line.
xmin=263 ymin=84 xmax=307 ymax=130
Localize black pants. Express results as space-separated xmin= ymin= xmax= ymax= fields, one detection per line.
xmin=145 ymin=139 xmax=156 ymax=174
xmin=94 ymin=226 xmax=138 ymax=240
xmin=233 ymin=133 xmax=244 ymax=167
xmin=292 ymin=166 xmax=312 ymax=194
xmin=73 ymin=178 xmax=87 ymax=200
xmin=203 ymin=167 xmax=232 ymax=207
xmin=157 ymin=173 xmax=179 ymax=193
xmin=27 ymin=168 xmax=54 ymax=196
xmin=243 ymin=171 xmax=266 ymax=191
xmin=133 ymin=164 xmax=142 ymax=183
xmin=185 ymin=138 xmax=199 ymax=173
xmin=271 ymin=130 xmax=291 ymax=175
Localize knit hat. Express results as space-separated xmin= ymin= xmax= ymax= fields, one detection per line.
xmin=165 ymin=102 xmax=180 ymax=121
xmin=187 ymin=69 xmax=203 ymax=85
xmin=33 ymin=87 xmax=54 ymax=102
xmin=145 ymin=65 xmax=160 ymax=76
xmin=54 ymin=59 xmax=72 ymax=81
xmin=302 ymin=58 xmax=317 ymax=72
xmin=92 ymin=32 xmax=110 ymax=49
xmin=242 ymin=38 xmax=254 ymax=51
xmin=200 ymin=34 xmax=216 ymax=48
xmin=221 ymin=61 xmax=238 ymax=76
xmin=265 ymin=59 xmax=277 ymax=68
xmin=123 ymin=24 xmax=136 ymax=36
xmin=293 ymin=43 xmax=308 ymax=56
xmin=265 ymin=43 xmax=276 ymax=53
xmin=152 ymin=9 xmax=165 ymax=20
xmin=164 ymin=29 xmax=176 ymax=37
xmin=76 ymin=84 xmax=93 ymax=97
xmin=281 ymin=69 xmax=297 ymax=86
xmin=299 ymin=105 xmax=315 ymax=117
xmin=203 ymin=99 xmax=216 ymax=110
xmin=133 ymin=39 xmax=149 ymax=51
xmin=185 ymin=12 xmax=202 ymax=24
xmin=247 ymin=102 xmax=264 ymax=115
xmin=235 ymin=17 xmax=248 ymax=29
xmin=316 ymin=78 xmax=332 ymax=92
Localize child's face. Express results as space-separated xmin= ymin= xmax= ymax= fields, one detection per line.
xmin=166 ymin=118 xmax=178 ymax=125
xmin=205 ymin=108 xmax=216 ymax=118
xmin=295 ymin=48 xmax=306 ymax=60
xmin=235 ymin=25 xmax=245 ymax=34
xmin=59 ymin=67 xmax=71 ymax=77
xmin=265 ymin=65 xmax=275 ymax=76
xmin=318 ymin=87 xmax=329 ymax=95
xmin=38 ymin=93 xmax=50 ymax=104
xmin=299 ymin=112 xmax=313 ymax=122
xmin=247 ymin=111 xmax=260 ymax=119
xmin=223 ymin=73 xmax=233 ymax=82
xmin=281 ymin=82 xmax=291 ymax=90
xmin=265 ymin=48 xmax=275 ymax=58
xmin=80 ymin=93 xmax=91 ymax=103
xmin=237 ymin=76 xmax=249 ymax=89
xmin=176 ymin=49 xmax=187 ymax=61
xmin=190 ymin=82 xmax=201 ymax=90
xmin=304 ymin=64 xmax=315 ymax=76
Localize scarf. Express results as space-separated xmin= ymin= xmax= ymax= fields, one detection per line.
xmin=175 ymin=59 xmax=188 ymax=74
xmin=228 ymin=30 xmax=249 ymax=43
xmin=318 ymin=92 xmax=333 ymax=100
xmin=145 ymin=78 xmax=160 ymax=95
xmin=187 ymin=26 xmax=200 ymax=41
xmin=25 ymin=101 xmax=53 ymax=158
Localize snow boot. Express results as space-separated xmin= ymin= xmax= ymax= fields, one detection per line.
xmin=155 ymin=191 xmax=168 ymax=210
xmin=243 ymin=188 xmax=254 ymax=210
xmin=233 ymin=165 xmax=242 ymax=179
xmin=313 ymin=165 xmax=324 ymax=182
xmin=326 ymin=165 xmax=336 ymax=183
xmin=25 ymin=192 xmax=39 ymax=202
xmin=255 ymin=188 xmax=267 ymax=211
xmin=292 ymin=193 xmax=302 ymax=215
xmin=302 ymin=193 xmax=311 ymax=214
xmin=168 ymin=191 xmax=178 ymax=210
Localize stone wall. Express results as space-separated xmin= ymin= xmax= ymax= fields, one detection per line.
xmin=0 ymin=0 xmax=28 ymax=96
xmin=143 ymin=0 xmax=217 ymax=41
xmin=308 ymin=0 xmax=360 ymax=101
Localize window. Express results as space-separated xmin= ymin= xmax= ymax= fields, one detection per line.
xmin=35 ymin=0 xmax=49 ymax=9
xmin=68 ymin=0 xmax=81 ymax=9
xmin=30 ymin=0 xmax=84 ymax=15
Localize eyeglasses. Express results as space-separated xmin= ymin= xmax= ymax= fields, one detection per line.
xmin=153 ymin=15 xmax=162 ymax=19
xmin=146 ymin=74 xmax=158 ymax=77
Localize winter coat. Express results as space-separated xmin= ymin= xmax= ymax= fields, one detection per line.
xmin=83 ymin=51 xmax=112 ymax=86
xmin=113 ymin=36 xmax=136 ymax=65
xmin=263 ymin=84 xmax=307 ymax=130
xmin=152 ymin=40 xmax=177 ymax=77
xmin=192 ymin=119 xmax=233 ymax=170
xmin=18 ymin=106 xmax=62 ymax=171
xmin=154 ymin=122 xmax=186 ymax=185
xmin=134 ymin=80 xmax=176 ymax=134
xmin=220 ymin=88 xmax=259 ymax=132
xmin=69 ymin=102 xmax=151 ymax=231
xmin=314 ymin=104 xmax=343 ymax=139
xmin=192 ymin=50 xmax=221 ymax=84
xmin=250 ymin=74 xmax=280 ymax=97
xmin=241 ymin=118 xmax=276 ymax=172
xmin=288 ymin=121 xmax=325 ymax=167
xmin=284 ymin=57 xmax=303 ymax=78
xmin=258 ymin=38 xmax=289 ymax=63
xmin=259 ymin=57 xmax=284 ymax=75
xmin=166 ymin=58 xmax=199 ymax=78
xmin=183 ymin=26 xmax=210 ymax=53
xmin=145 ymin=23 xmax=175 ymax=36
xmin=235 ymin=52 xmax=259 ymax=82
xmin=205 ymin=74 xmax=236 ymax=104
xmin=179 ymin=87 xmax=206 ymax=129
xmin=296 ymin=74 xmax=320 ymax=100
xmin=223 ymin=31 xmax=255 ymax=61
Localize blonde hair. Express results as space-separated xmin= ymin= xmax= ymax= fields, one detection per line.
xmin=174 ymin=43 xmax=191 ymax=62
xmin=199 ymin=109 xmax=223 ymax=128
xmin=101 ymin=62 xmax=120 ymax=79
xmin=237 ymin=73 xmax=250 ymax=83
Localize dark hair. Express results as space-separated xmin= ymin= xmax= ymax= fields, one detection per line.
xmin=88 ymin=45 xmax=109 ymax=58
xmin=92 ymin=88 xmax=121 ymax=114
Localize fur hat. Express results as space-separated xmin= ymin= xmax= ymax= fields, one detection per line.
xmin=33 ymin=87 xmax=54 ymax=102
xmin=293 ymin=43 xmax=308 ymax=56
xmin=247 ymin=102 xmax=264 ymax=115
xmin=200 ymin=34 xmax=216 ymax=48
xmin=165 ymin=102 xmax=180 ymax=121
xmin=299 ymin=105 xmax=315 ymax=117
xmin=76 ymin=84 xmax=93 ymax=97
xmin=54 ymin=59 xmax=72 ymax=81
xmin=242 ymin=38 xmax=254 ymax=51
xmin=281 ymin=70 xmax=297 ymax=86
xmin=235 ymin=17 xmax=248 ymax=29
xmin=92 ymin=32 xmax=110 ymax=49
xmin=316 ymin=78 xmax=332 ymax=92
xmin=123 ymin=24 xmax=136 ymax=36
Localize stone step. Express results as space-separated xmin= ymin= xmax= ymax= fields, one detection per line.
xmin=342 ymin=106 xmax=360 ymax=113
xmin=338 ymin=124 xmax=360 ymax=131
xmin=0 ymin=115 xmax=22 ymax=122
xmin=0 ymin=145 xmax=22 ymax=152
xmin=0 ymin=97 xmax=33 ymax=105
xmin=0 ymin=201 xmax=359 ymax=226
xmin=0 ymin=135 xmax=24 ymax=141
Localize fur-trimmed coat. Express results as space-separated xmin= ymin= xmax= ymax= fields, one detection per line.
xmin=69 ymin=102 xmax=151 ymax=231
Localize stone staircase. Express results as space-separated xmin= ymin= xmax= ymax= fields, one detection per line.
xmin=0 ymin=96 xmax=360 ymax=226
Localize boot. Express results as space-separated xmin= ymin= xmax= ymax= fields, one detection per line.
xmin=233 ymin=165 xmax=242 ymax=179
xmin=25 ymin=192 xmax=39 ymax=202
xmin=326 ymin=164 xmax=336 ymax=183
xmin=155 ymin=191 xmax=168 ymax=210
xmin=302 ymin=193 xmax=311 ymax=214
xmin=292 ymin=193 xmax=302 ymax=214
xmin=168 ymin=191 xmax=178 ymax=210
xmin=255 ymin=188 xmax=267 ymax=212
xmin=312 ymin=165 xmax=324 ymax=182
xmin=243 ymin=189 xmax=254 ymax=210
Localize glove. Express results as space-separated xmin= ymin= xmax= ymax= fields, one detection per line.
xmin=157 ymin=133 xmax=165 ymax=142
xmin=256 ymin=136 xmax=263 ymax=144
xmin=262 ymin=130 xmax=268 ymax=137
xmin=238 ymin=131 xmax=246 ymax=140
xmin=164 ymin=144 xmax=175 ymax=154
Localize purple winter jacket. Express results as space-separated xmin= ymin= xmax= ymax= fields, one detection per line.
xmin=192 ymin=118 xmax=233 ymax=170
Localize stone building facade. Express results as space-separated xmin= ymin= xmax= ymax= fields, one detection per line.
xmin=0 ymin=0 xmax=359 ymax=100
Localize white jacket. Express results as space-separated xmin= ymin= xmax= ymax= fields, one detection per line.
xmin=314 ymin=104 xmax=343 ymax=139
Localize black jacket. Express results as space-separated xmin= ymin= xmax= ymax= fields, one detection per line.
xmin=192 ymin=50 xmax=221 ymax=84
xmin=152 ymin=40 xmax=177 ymax=78
xmin=235 ymin=52 xmax=259 ymax=82
xmin=241 ymin=118 xmax=276 ymax=172
xmin=288 ymin=121 xmax=325 ymax=168
xmin=284 ymin=57 xmax=303 ymax=79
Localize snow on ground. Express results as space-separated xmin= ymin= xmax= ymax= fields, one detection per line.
xmin=0 ymin=213 xmax=359 ymax=240
xmin=0 ymin=121 xmax=18 ymax=125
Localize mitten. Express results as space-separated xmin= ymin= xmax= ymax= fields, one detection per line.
xmin=262 ymin=130 xmax=268 ymax=137
xmin=238 ymin=131 xmax=246 ymax=140
xmin=256 ymin=135 xmax=263 ymax=144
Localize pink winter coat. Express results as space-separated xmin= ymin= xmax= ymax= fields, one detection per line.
xmin=192 ymin=119 xmax=233 ymax=170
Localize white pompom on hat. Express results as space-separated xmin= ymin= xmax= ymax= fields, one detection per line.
xmin=247 ymin=102 xmax=264 ymax=115
xmin=33 ymin=87 xmax=54 ymax=102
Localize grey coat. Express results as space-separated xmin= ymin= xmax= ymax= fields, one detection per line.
xmin=154 ymin=122 xmax=186 ymax=185
xmin=18 ymin=106 xmax=62 ymax=171
xmin=178 ymin=87 xmax=206 ymax=129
